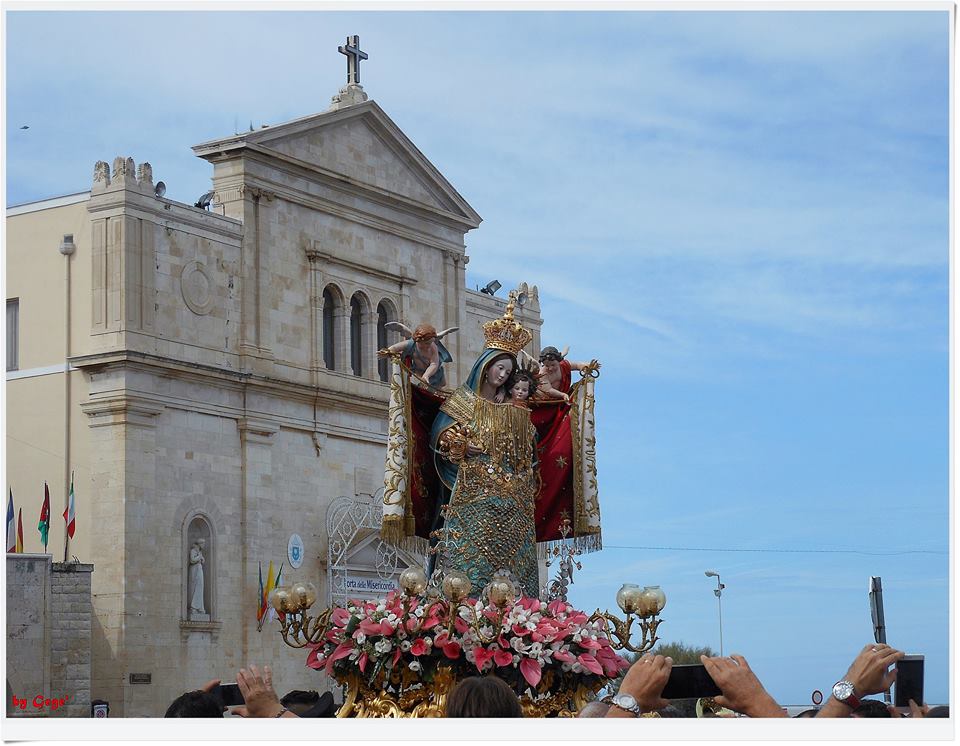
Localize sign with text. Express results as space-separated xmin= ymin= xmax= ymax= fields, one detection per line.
xmin=344 ymin=575 xmax=398 ymax=599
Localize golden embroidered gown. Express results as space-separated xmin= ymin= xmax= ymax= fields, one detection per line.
xmin=432 ymin=386 xmax=541 ymax=598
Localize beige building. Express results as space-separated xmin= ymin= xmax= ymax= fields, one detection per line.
xmin=5 ymin=75 xmax=542 ymax=715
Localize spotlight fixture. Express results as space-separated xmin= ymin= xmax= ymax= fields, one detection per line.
xmin=480 ymin=280 xmax=501 ymax=296
xmin=154 ymin=181 xmax=166 ymax=198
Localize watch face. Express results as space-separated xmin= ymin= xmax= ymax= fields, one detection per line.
xmin=614 ymin=694 xmax=638 ymax=710
xmin=833 ymin=681 xmax=854 ymax=700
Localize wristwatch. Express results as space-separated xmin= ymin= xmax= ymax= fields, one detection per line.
xmin=610 ymin=693 xmax=642 ymax=716
xmin=831 ymin=680 xmax=861 ymax=710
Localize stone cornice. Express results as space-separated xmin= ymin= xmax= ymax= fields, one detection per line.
xmin=87 ymin=190 xmax=243 ymax=238
xmin=70 ymin=350 xmax=391 ymax=429
xmin=80 ymin=394 xmax=165 ymax=428
xmin=304 ymin=241 xmax=418 ymax=287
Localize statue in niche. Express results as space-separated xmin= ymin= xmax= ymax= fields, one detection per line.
xmin=188 ymin=539 xmax=207 ymax=619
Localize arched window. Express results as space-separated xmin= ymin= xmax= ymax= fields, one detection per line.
xmin=377 ymin=302 xmax=390 ymax=382
xmin=322 ymin=288 xmax=336 ymax=370
xmin=350 ymin=296 xmax=362 ymax=377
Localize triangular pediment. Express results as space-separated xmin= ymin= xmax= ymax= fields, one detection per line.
xmin=193 ymin=101 xmax=480 ymax=227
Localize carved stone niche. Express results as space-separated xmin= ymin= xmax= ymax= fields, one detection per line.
xmin=183 ymin=514 xmax=214 ymax=624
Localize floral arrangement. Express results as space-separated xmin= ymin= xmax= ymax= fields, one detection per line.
xmin=306 ymin=591 xmax=630 ymax=696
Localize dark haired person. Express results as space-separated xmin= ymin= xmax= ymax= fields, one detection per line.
xmin=445 ymin=676 xmax=523 ymax=718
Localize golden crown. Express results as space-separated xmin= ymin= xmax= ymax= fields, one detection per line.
xmin=482 ymin=292 xmax=533 ymax=356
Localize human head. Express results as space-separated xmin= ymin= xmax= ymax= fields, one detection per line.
xmin=577 ymin=700 xmax=610 ymax=718
xmin=445 ymin=676 xmax=523 ymax=717
xmin=164 ymin=690 xmax=224 ymax=718
xmin=793 ymin=708 xmax=820 ymax=718
xmin=483 ymin=353 xmax=515 ymax=391
xmin=280 ymin=689 xmax=333 ymax=717
xmin=413 ymin=324 xmax=437 ymax=342
xmin=539 ymin=346 xmax=562 ymax=375
xmin=926 ymin=705 xmax=949 ymax=718
xmin=851 ymin=698 xmax=892 ymax=718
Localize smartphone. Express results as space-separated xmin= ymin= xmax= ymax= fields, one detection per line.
xmin=661 ymin=664 xmax=722 ymax=700
xmin=894 ymin=655 xmax=924 ymax=709
xmin=211 ymin=683 xmax=245 ymax=707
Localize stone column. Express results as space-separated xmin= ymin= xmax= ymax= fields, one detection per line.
xmin=333 ymin=307 xmax=351 ymax=375
xmin=304 ymin=246 xmax=324 ymax=383
xmin=361 ymin=310 xmax=378 ymax=381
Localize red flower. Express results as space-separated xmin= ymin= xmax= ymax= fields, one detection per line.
xmin=454 ymin=617 xmax=470 ymax=634
xmin=493 ymin=649 xmax=514 ymax=667
xmin=410 ymin=638 xmax=428 ymax=656
xmin=306 ymin=645 xmax=325 ymax=670
xmin=520 ymin=658 xmax=542 ymax=687
xmin=358 ymin=652 xmax=369 ymax=674
xmin=473 ymin=646 xmax=495 ymax=672
xmin=442 ymin=641 xmax=462 ymax=659
xmin=331 ymin=608 xmax=351 ymax=627
xmin=552 ymin=649 xmax=575 ymax=663
xmin=577 ymin=653 xmax=603 ymax=676
xmin=325 ymin=642 xmax=354 ymax=675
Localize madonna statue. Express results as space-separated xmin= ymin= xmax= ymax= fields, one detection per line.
xmin=381 ymin=292 xmax=602 ymax=599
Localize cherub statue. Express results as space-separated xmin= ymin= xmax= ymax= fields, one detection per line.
xmin=379 ymin=322 xmax=459 ymax=389
xmin=534 ymin=346 xmax=601 ymax=403
xmin=505 ymin=362 xmax=539 ymax=409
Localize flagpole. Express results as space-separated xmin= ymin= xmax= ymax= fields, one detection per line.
xmin=63 ymin=470 xmax=73 ymax=562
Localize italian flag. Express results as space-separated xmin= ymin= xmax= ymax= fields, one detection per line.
xmin=62 ymin=473 xmax=76 ymax=540
xmin=16 ymin=509 xmax=23 ymax=553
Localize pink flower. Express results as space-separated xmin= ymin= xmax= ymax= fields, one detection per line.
xmin=473 ymin=647 xmax=495 ymax=672
xmin=577 ymin=653 xmax=603 ymax=676
xmin=325 ymin=642 xmax=354 ymax=675
xmin=358 ymin=652 xmax=369 ymax=674
xmin=517 ymin=596 xmax=540 ymax=611
xmin=442 ymin=641 xmax=462 ymax=659
xmin=331 ymin=608 xmax=351 ymax=627
xmin=493 ymin=649 xmax=514 ymax=667
xmin=454 ymin=617 xmax=470 ymax=634
xmin=359 ymin=619 xmax=385 ymax=636
xmin=410 ymin=638 xmax=428 ymax=657
xmin=520 ymin=658 xmax=542 ymax=687
xmin=547 ymin=599 xmax=569 ymax=616
xmin=512 ymin=623 xmax=530 ymax=637
xmin=552 ymin=649 xmax=575 ymax=663
xmin=420 ymin=616 xmax=441 ymax=631
xmin=578 ymin=636 xmax=602 ymax=650
xmin=306 ymin=645 xmax=325 ymax=670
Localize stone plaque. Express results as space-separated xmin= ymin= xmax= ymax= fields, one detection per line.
xmin=129 ymin=673 xmax=152 ymax=684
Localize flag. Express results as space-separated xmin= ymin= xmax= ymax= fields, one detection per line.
xmin=273 ymin=563 xmax=285 ymax=622
xmin=62 ymin=472 xmax=75 ymax=539
xmin=262 ymin=560 xmax=276 ymax=624
xmin=6 ymin=489 xmax=15 ymax=553
xmin=16 ymin=509 xmax=23 ymax=553
xmin=256 ymin=561 xmax=267 ymax=631
xmin=38 ymin=483 xmax=50 ymax=551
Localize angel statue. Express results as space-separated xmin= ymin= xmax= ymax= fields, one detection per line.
xmin=380 ymin=292 xmax=602 ymax=600
xmin=379 ymin=322 xmax=459 ymax=389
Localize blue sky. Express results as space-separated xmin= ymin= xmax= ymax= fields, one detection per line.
xmin=5 ymin=9 xmax=950 ymax=706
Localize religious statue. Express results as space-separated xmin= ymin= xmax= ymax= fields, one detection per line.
xmin=379 ymin=322 xmax=459 ymax=389
xmin=535 ymin=346 xmax=601 ymax=403
xmin=381 ymin=292 xmax=602 ymax=600
xmin=188 ymin=539 xmax=206 ymax=618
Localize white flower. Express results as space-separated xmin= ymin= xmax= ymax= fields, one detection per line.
xmin=539 ymin=601 xmax=547 ymax=612
xmin=525 ymin=621 xmax=537 ymax=631
xmin=355 ymin=633 xmax=367 ymax=644
xmin=413 ymin=606 xmax=425 ymax=618
xmin=510 ymin=637 xmax=525 ymax=652
xmin=374 ymin=639 xmax=393 ymax=654
xmin=400 ymin=640 xmax=412 ymax=652
xmin=376 ymin=603 xmax=386 ymax=612
xmin=512 ymin=655 xmax=520 ymax=666
xmin=409 ymin=660 xmax=422 ymax=672
xmin=348 ymin=648 xmax=361 ymax=661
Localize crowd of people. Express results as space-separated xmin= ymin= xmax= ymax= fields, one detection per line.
xmin=165 ymin=642 xmax=946 ymax=719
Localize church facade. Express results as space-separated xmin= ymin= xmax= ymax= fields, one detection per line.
xmin=6 ymin=73 xmax=542 ymax=715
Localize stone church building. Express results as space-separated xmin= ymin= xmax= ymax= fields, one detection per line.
xmin=6 ymin=62 xmax=543 ymax=716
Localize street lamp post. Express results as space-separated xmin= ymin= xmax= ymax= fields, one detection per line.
xmin=704 ymin=570 xmax=725 ymax=656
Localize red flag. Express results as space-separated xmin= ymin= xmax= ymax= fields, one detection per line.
xmin=62 ymin=473 xmax=75 ymax=539
xmin=38 ymin=483 xmax=50 ymax=551
xmin=16 ymin=509 xmax=23 ymax=553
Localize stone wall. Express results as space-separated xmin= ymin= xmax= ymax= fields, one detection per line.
xmin=6 ymin=555 xmax=92 ymax=718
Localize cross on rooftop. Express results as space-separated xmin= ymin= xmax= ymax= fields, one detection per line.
xmin=338 ymin=35 xmax=368 ymax=86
